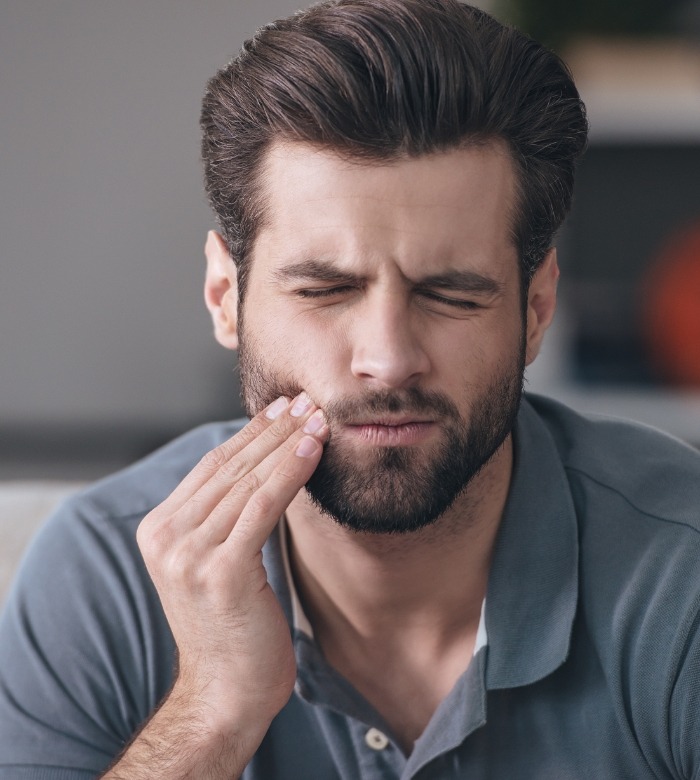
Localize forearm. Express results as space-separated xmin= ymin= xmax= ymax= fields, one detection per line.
xmin=104 ymin=397 xmax=324 ymax=779
xmin=101 ymin=684 xmax=271 ymax=780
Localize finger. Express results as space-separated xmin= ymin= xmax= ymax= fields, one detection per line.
xmin=158 ymin=390 xmax=319 ymax=518
xmin=181 ymin=394 xmax=319 ymax=520
xmin=152 ymin=393 xmax=321 ymax=544
xmin=155 ymin=396 xmax=292 ymax=515
xmin=225 ymin=434 xmax=325 ymax=557
xmin=193 ymin=410 xmax=328 ymax=547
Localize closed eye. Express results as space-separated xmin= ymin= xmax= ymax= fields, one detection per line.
xmin=295 ymin=286 xmax=355 ymax=299
xmin=296 ymin=287 xmax=482 ymax=309
xmin=418 ymin=290 xmax=481 ymax=310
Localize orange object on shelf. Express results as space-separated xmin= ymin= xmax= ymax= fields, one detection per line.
xmin=642 ymin=221 xmax=700 ymax=387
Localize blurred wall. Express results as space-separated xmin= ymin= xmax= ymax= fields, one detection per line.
xmin=0 ymin=0 xmax=496 ymax=473
xmin=1 ymin=0 xmax=305 ymax=442
xmin=5 ymin=0 xmax=695 ymax=475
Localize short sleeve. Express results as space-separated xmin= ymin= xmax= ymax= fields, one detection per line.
xmin=669 ymin=605 xmax=700 ymax=780
xmin=0 ymin=494 xmax=175 ymax=778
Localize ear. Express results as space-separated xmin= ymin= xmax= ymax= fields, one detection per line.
xmin=204 ymin=230 xmax=239 ymax=350
xmin=525 ymin=247 xmax=558 ymax=366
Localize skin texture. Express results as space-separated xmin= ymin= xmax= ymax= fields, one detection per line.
xmin=102 ymin=397 xmax=330 ymax=779
xmin=104 ymin=140 xmax=558 ymax=774
xmin=238 ymin=332 xmax=525 ymax=534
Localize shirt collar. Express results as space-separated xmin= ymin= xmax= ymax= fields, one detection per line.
xmin=263 ymin=394 xmax=578 ymax=687
xmin=484 ymin=395 xmax=579 ymax=689
xmin=278 ymin=516 xmax=315 ymax=638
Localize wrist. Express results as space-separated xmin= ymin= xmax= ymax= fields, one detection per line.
xmin=100 ymin=686 xmax=271 ymax=780
xmin=167 ymin=672 xmax=280 ymax=747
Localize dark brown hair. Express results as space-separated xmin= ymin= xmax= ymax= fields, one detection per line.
xmin=200 ymin=0 xmax=588 ymax=299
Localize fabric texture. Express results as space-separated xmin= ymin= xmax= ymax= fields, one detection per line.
xmin=0 ymin=482 xmax=84 ymax=605
xmin=1 ymin=395 xmax=700 ymax=779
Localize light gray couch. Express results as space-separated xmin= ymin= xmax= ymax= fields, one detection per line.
xmin=0 ymin=482 xmax=84 ymax=606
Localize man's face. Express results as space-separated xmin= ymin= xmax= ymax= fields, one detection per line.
xmin=231 ymin=141 xmax=539 ymax=534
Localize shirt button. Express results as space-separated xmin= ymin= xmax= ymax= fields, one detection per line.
xmin=365 ymin=727 xmax=390 ymax=751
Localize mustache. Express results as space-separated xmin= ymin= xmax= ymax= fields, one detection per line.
xmin=320 ymin=387 xmax=459 ymax=425
xmin=238 ymin=355 xmax=459 ymax=423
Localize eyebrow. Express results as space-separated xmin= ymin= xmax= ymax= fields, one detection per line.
xmin=272 ymin=259 xmax=504 ymax=296
xmin=272 ymin=259 xmax=364 ymax=285
xmin=417 ymin=269 xmax=504 ymax=296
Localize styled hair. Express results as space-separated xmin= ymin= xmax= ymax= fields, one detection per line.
xmin=201 ymin=0 xmax=588 ymax=299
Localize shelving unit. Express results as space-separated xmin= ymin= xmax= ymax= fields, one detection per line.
xmin=527 ymin=39 xmax=700 ymax=444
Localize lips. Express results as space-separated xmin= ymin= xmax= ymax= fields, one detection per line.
xmin=342 ymin=420 xmax=436 ymax=446
xmin=346 ymin=416 xmax=433 ymax=426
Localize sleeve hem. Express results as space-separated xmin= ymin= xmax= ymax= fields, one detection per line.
xmin=0 ymin=766 xmax=98 ymax=780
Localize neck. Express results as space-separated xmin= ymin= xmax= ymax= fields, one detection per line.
xmin=285 ymin=435 xmax=513 ymax=647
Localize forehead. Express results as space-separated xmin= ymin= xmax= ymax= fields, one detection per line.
xmin=251 ymin=139 xmax=518 ymax=280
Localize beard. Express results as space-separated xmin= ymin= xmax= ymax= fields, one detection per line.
xmin=238 ymin=330 xmax=525 ymax=535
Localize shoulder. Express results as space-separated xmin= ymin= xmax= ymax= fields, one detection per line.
xmin=525 ymin=393 xmax=700 ymax=531
xmin=5 ymin=418 xmax=247 ymax=629
xmin=19 ymin=419 xmax=246 ymax=591
xmin=18 ymin=420 xmax=248 ymax=580
xmin=6 ymin=419 xmax=250 ymax=623
xmin=525 ymin=396 xmax=700 ymax=769
xmin=0 ymin=420 xmax=246 ymax=770
xmin=3 ymin=418 xmax=248 ymax=684
xmin=74 ymin=419 xmax=247 ymax=521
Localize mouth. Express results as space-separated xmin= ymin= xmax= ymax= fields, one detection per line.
xmin=348 ymin=415 xmax=432 ymax=426
xmin=341 ymin=419 xmax=437 ymax=446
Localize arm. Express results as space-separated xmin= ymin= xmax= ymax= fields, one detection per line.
xmin=101 ymin=393 xmax=328 ymax=779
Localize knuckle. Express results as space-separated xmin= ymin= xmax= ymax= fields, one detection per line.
xmin=163 ymin=544 xmax=213 ymax=591
xmin=201 ymin=450 xmax=252 ymax=486
xmin=163 ymin=545 xmax=189 ymax=579
xmin=137 ymin=509 xmax=193 ymax=563
xmin=274 ymin=412 xmax=306 ymax=436
xmin=136 ymin=512 xmax=167 ymax=557
xmin=217 ymin=456 xmax=250 ymax=484
xmin=245 ymin=489 xmax=275 ymax=518
xmin=135 ymin=516 xmax=151 ymax=549
xmin=257 ymin=414 xmax=301 ymax=447
xmin=198 ymin=417 xmax=271 ymax=473
xmin=225 ymin=470 xmax=263 ymax=503
xmin=274 ymin=459 xmax=302 ymax=482
xmin=136 ymin=529 xmax=154 ymax=562
xmin=199 ymin=445 xmax=232 ymax=472
xmin=238 ymin=469 xmax=264 ymax=494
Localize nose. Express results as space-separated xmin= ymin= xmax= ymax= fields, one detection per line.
xmin=350 ymin=290 xmax=431 ymax=389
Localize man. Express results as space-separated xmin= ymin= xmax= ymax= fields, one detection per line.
xmin=2 ymin=1 xmax=700 ymax=778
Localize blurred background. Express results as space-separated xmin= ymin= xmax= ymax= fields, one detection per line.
xmin=497 ymin=0 xmax=700 ymax=451
xmin=2 ymin=0 xmax=700 ymax=482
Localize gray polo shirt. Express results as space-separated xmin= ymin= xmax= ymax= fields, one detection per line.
xmin=2 ymin=394 xmax=700 ymax=778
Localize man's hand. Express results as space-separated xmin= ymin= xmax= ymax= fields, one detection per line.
xmin=102 ymin=393 xmax=328 ymax=779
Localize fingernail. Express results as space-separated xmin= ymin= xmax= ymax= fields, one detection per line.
xmin=290 ymin=392 xmax=312 ymax=417
xmin=302 ymin=409 xmax=326 ymax=434
xmin=265 ymin=396 xmax=289 ymax=420
xmin=295 ymin=436 xmax=320 ymax=458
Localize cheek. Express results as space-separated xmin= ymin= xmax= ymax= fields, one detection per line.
xmin=254 ymin=308 xmax=350 ymax=390
xmin=444 ymin=316 xmax=525 ymax=391
xmin=441 ymin=315 xmax=519 ymax=364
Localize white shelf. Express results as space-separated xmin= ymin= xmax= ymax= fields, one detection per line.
xmin=526 ymin=314 xmax=700 ymax=444
xmin=566 ymin=38 xmax=700 ymax=143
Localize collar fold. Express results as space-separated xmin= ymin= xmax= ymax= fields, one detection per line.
xmin=485 ymin=397 xmax=579 ymax=689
